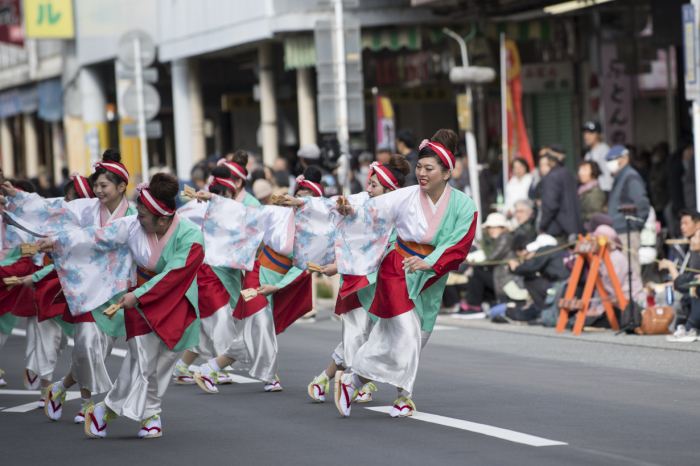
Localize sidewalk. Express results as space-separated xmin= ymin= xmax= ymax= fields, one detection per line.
xmin=436 ymin=314 xmax=700 ymax=354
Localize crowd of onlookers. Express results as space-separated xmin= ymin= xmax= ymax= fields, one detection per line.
xmin=443 ymin=121 xmax=700 ymax=342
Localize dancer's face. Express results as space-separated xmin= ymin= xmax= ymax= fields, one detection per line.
xmin=367 ymin=174 xmax=388 ymax=198
xmin=416 ymin=156 xmax=450 ymax=193
xmin=93 ymin=174 xmax=125 ymax=206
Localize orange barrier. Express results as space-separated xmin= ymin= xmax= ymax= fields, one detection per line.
xmin=556 ymin=235 xmax=626 ymax=335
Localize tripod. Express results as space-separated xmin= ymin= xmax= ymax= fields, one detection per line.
xmin=615 ymin=207 xmax=645 ymax=335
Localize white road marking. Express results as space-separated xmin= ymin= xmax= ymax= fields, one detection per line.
xmin=2 ymin=392 xmax=82 ymax=413
xmin=11 ymin=329 xmax=26 ymax=337
xmin=111 ymin=348 xmax=128 ymax=357
xmin=432 ymin=325 xmax=459 ymax=331
xmin=366 ymin=407 xmax=567 ymax=447
xmin=0 ymin=390 xmax=44 ymax=395
xmin=188 ymin=365 xmax=259 ymax=384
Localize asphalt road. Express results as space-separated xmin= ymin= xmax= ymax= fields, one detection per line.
xmin=1 ymin=304 xmax=698 ymax=466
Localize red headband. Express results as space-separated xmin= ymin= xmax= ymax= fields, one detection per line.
xmin=295 ymin=176 xmax=324 ymax=197
xmin=370 ymin=162 xmax=399 ymax=191
xmin=419 ymin=139 xmax=455 ymax=171
xmin=218 ymin=159 xmax=247 ymax=180
xmin=70 ymin=172 xmax=95 ymax=199
xmin=136 ymin=183 xmax=174 ymax=217
xmin=94 ymin=161 xmax=130 ymax=184
xmin=211 ymin=177 xmax=237 ymax=194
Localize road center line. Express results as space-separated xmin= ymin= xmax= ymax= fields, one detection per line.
xmin=2 ymin=392 xmax=82 ymax=413
xmin=365 ymin=406 xmax=567 ymax=447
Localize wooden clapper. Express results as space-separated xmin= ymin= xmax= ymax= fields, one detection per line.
xmin=556 ymin=235 xmax=626 ymax=335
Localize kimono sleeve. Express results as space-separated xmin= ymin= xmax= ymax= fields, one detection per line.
xmin=177 ymin=200 xmax=208 ymax=229
xmin=292 ymin=197 xmax=338 ymax=269
xmin=335 ymin=189 xmax=404 ymax=275
xmin=6 ymin=190 xmax=87 ymax=234
xmin=52 ymin=216 xmax=136 ymax=315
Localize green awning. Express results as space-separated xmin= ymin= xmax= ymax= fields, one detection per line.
xmin=362 ymin=27 xmax=421 ymax=51
xmin=284 ymin=34 xmax=316 ymax=70
xmin=484 ymin=20 xmax=552 ymax=42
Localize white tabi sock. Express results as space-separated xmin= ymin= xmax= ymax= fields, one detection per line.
xmin=57 ymin=377 xmax=67 ymax=392
xmin=321 ymin=370 xmax=330 ymax=380
xmin=351 ymin=373 xmax=363 ymax=390
xmin=205 ymin=359 xmax=221 ymax=373
xmin=177 ymin=359 xmax=187 ymax=367
xmin=81 ymin=397 xmax=93 ymax=403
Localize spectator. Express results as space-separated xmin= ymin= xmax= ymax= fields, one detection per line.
xmin=253 ymin=179 xmax=273 ymax=205
xmin=464 ymin=213 xmax=516 ymax=312
xmin=513 ymin=198 xmax=538 ymax=242
xmin=396 ymin=128 xmax=418 ymax=186
xmin=355 ymin=151 xmax=373 ymax=192
xmin=539 ymin=144 xmax=583 ymax=244
xmin=680 ymin=210 xmax=700 ymax=239
xmin=660 ymin=230 xmax=700 ymax=342
xmin=582 ymin=121 xmax=612 ymax=191
xmin=648 ymin=142 xmax=669 ymax=219
xmin=190 ymin=161 xmax=210 ymax=190
xmin=375 ymin=143 xmax=392 ymax=165
xmin=583 ymin=213 xmax=613 ymax=234
xmin=504 ymin=158 xmax=533 ymax=218
xmin=605 ymin=145 xmax=651 ymax=278
xmin=508 ymin=234 xmax=570 ymax=311
xmin=529 ymin=148 xmax=551 ymax=204
xmin=682 ymin=145 xmax=696 ymax=213
xmin=578 ymin=160 xmax=607 ymax=223
xmin=587 ymin=224 xmax=644 ymax=323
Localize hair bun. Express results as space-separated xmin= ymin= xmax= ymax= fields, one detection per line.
xmin=388 ymin=154 xmax=411 ymax=176
xmin=430 ymin=129 xmax=459 ymax=157
xmin=232 ymin=150 xmax=249 ymax=168
xmin=148 ymin=173 xmax=179 ymax=202
xmin=302 ymin=165 xmax=322 ymax=184
xmin=101 ymin=148 xmax=122 ymax=164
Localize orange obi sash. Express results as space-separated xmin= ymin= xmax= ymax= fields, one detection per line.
xmin=43 ymin=252 xmax=54 ymax=266
xmin=394 ymin=237 xmax=435 ymax=259
xmin=257 ymin=246 xmax=292 ymax=274
xmin=136 ymin=266 xmax=158 ymax=287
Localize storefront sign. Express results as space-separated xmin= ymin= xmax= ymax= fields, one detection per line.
xmin=0 ymin=0 xmax=22 ymax=45
xmin=374 ymin=94 xmax=395 ymax=150
xmin=24 ymin=0 xmax=75 ymax=39
xmin=521 ymin=62 xmax=573 ymax=94
xmin=601 ymin=43 xmax=634 ymax=145
xmin=682 ymin=3 xmax=698 ymax=101
xmin=456 ymin=93 xmax=472 ymax=131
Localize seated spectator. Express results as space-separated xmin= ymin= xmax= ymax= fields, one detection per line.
xmin=578 ymin=160 xmax=607 ymax=223
xmin=539 ymin=144 xmax=583 ymax=244
xmin=504 ymin=157 xmax=533 ymax=218
xmin=660 ymin=229 xmax=700 ymax=342
xmin=587 ymin=224 xmax=644 ymax=323
xmin=513 ymin=199 xmax=538 ymax=242
xmin=463 ymin=213 xmax=516 ymax=313
xmin=508 ymin=234 xmax=570 ymax=312
xmin=253 ymin=179 xmax=273 ymax=205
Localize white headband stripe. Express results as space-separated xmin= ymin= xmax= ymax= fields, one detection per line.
xmin=141 ymin=189 xmax=173 ymax=216
xmin=225 ymin=163 xmax=247 ymax=180
xmin=374 ymin=166 xmax=398 ymax=190
xmin=216 ymin=178 xmax=237 ymax=192
xmin=428 ymin=143 xmax=454 ymax=170
xmin=75 ymin=176 xmax=90 ymax=198
xmin=302 ymin=181 xmax=323 ymax=197
xmin=99 ymin=162 xmax=130 ymax=183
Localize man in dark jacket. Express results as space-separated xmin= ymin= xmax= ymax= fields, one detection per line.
xmin=605 ymin=145 xmax=650 ymax=278
xmin=508 ymin=234 xmax=570 ymax=311
xmin=396 ymin=128 xmax=418 ymax=186
xmin=538 ymin=144 xmax=583 ymax=243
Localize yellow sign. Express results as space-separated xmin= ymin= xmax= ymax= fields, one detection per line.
xmin=457 ymin=93 xmax=472 ymax=131
xmin=24 ymin=0 xmax=75 ymax=38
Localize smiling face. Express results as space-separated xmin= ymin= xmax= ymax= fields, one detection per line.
xmin=416 ymin=156 xmax=450 ymax=192
xmin=93 ymin=173 xmax=126 ymax=206
xmin=136 ymin=203 xmax=159 ymax=233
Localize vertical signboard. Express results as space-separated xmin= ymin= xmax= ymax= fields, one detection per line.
xmin=601 ymin=43 xmax=634 ymax=145
xmin=683 ymin=3 xmax=698 ymax=100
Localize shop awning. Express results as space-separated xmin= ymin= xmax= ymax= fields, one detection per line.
xmin=362 ymin=27 xmax=421 ymax=51
xmin=284 ymin=34 xmax=316 ymax=70
xmin=484 ymin=20 xmax=553 ymax=42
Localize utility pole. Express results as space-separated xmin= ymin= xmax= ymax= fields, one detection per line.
xmin=133 ymin=36 xmax=150 ymax=180
xmin=334 ymin=0 xmax=351 ymax=193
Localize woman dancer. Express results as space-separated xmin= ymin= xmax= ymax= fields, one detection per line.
xmin=3 ymin=149 xmax=136 ymax=423
xmin=310 ymin=130 xmax=477 ymax=418
xmin=305 ymin=155 xmax=410 ymax=403
xmin=219 ymin=151 xmax=260 ymax=207
xmin=172 ymin=165 xmax=242 ymax=385
xmin=192 ymin=166 xmax=323 ymax=394
xmin=18 ymin=174 xmax=94 ymax=407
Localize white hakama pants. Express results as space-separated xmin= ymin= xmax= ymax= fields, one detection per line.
xmin=70 ymin=321 xmax=116 ymax=393
xmin=222 ymin=304 xmax=277 ymax=383
xmin=352 ymin=309 xmax=431 ymax=398
xmin=105 ymin=332 xmax=182 ymax=422
xmin=190 ymin=304 xmax=235 ymax=360
xmin=25 ymin=316 xmax=67 ymax=380
xmin=332 ymin=307 xmax=375 ymax=371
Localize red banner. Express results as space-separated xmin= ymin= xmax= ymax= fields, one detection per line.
xmin=504 ymin=40 xmax=533 ymax=170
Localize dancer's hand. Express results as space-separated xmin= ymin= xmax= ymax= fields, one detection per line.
xmin=257 ymin=285 xmax=278 ymax=297
xmin=196 ymin=190 xmax=212 ymax=203
xmin=402 ymin=256 xmax=432 ymax=274
xmin=281 ymin=195 xmax=302 ymax=207
xmin=321 ymin=264 xmax=338 ymax=277
xmin=18 ymin=275 xmax=33 ymax=287
xmin=36 ymin=238 xmax=53 ymax=252
xmin=336 ymin=204 xmax=354 ymax=216
xmin=118 ymin=292 xmax=138 ymax=309
xmin=0 ymin=181 xmax=16 ymax=198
